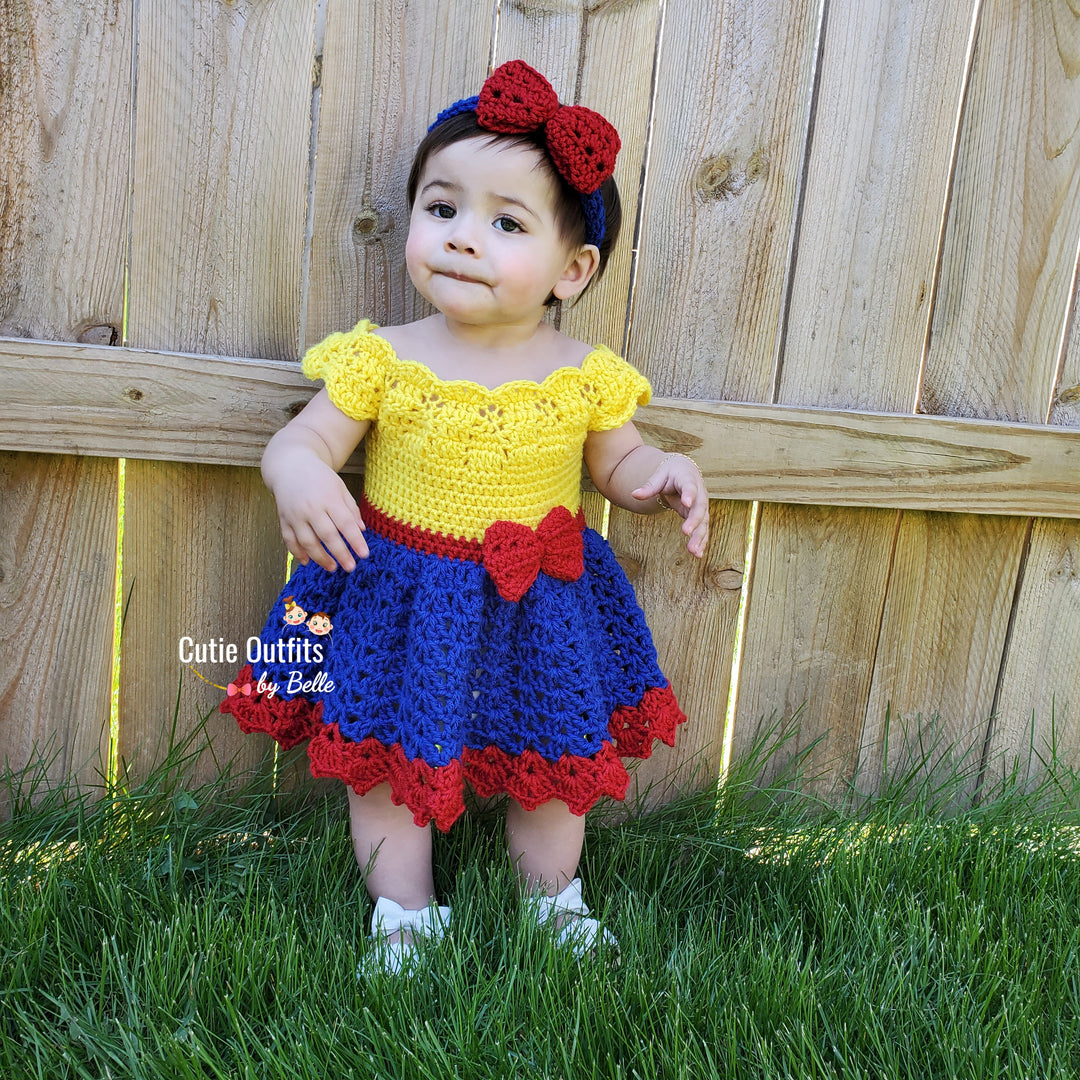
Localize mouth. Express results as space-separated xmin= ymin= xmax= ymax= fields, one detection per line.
xmin=435 ymin=269 xmax=487 ymax=285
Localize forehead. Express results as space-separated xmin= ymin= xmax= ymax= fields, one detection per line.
xmin=418 ymin=136 xmax=559 ymax=208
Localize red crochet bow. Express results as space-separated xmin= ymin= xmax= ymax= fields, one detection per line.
xmin=482 ymin=505 xmax=585 ymax=603
xmin=475 ymin=60 xmax=620 ymax=195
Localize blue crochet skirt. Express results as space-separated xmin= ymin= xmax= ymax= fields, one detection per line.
xmin=221 ymin=513 xmax=685 ymax=831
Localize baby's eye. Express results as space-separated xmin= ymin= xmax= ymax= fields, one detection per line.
xmin=494 ymin=216 xmax=523 ymax=233
xmin=426 ymin=202 xmax=455 ymax=219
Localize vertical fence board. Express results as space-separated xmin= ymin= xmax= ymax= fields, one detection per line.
xmin=982 ymin=0 xmax=1080 ymax=781
xmin=611 ymin=0 xmax=822 ymax=802
xmin=733 ymin=0 xmax=978 ymax=789
xmin=0 ymin=454 xmax=117 ymax=802
xmin=920 ymin=1 xmax=1080 ymax=426
xmin=990 ymin=519 xmax=1080 ymax=786
xmin=120 ymin=0 xmax=316 ymax=782
xmin=859 ymin=512 xmax=1024 ymax=790
xmin=305 ymin=0 xmax=495 ymax=342
xmin=1050 ymin=271 xmax=1080 ymax=431
xmin=0 ymin=0 xmax=131 ymax=799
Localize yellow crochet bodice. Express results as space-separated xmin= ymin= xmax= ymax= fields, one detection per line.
xmin=301 ymin=320 xmax=651 ymax=542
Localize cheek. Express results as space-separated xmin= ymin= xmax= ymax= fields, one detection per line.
xmin=497 ymin=247 xmax=538 ymax=283
xmin=404 ymin=213 xmax=433 ymax=265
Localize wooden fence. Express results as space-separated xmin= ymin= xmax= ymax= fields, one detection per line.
xmin=2 ymin=0 xmax=1079 ymax=812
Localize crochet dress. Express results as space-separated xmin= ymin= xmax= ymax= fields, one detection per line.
xmin=220 ymin=320 xmax=686 ymax=831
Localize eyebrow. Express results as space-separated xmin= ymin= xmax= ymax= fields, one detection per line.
xmin=419 ymin=179 xmax=540 ymax=221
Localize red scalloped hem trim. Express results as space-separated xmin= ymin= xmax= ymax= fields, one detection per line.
xmin=307 ymin=726 xmax=631 ymax=832
xmin=220 ymin=667 xmax=687 ymax=832
xmin=218 ymin=664 xmax=323 ymax=749
xmin=607 ymin=682 xmax=687 ymax=758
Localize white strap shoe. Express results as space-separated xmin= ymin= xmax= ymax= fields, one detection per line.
xmin=358 ymin=896 xmax=451 ymax=977
xmin=524 ymin=877 xmax=619 ymax=961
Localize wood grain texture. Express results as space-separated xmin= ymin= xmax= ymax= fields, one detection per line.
xmin=0 ymin=453 xmax=116 ymax=808
xmin=10 ymin=338 xmax=1080 ymax=513
xmin=305 ymin=0 xmax=495 ymax=340
xmin=120 ymin=0 xmax=315 ymax=784
xmin=0 ymin=0 xmax=131 ymax=341
xmin=0 ymin=339 xmax=316 ymax=465
xmin=626 ymin=0 xmax=822 ymax=402
xmin=611 ymin=0 xmax=824 ymax=802
xmin=1050 ymin=264 xmax=1080 ymax=429
xmin=0 ymin=0 xmax=130 ymax=800
xmin=735 ymin=504 xmax=899 ymax=789
xmin=859 ymin=512 xmax=1025 ymax=792
xmin=862 ymin=0 xmax=1080 ymax=794
xmin=127 ymin=0 xmax=315 ymax=357
xmin=924 ymin=0 xmax=1080 ymax=786
xmin=922 ymin=0 xmax=1080 ymax=425
xmin=734 ymin=0 xmax=979 ymax=791
xmin=991 ymin=518 xmax=1080 ymax=783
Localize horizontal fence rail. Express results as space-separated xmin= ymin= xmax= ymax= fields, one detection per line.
xmin=4 ymin=337 xmax=1080 ymax=518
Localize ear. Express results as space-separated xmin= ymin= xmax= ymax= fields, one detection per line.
xmin=553 ymin=244 xmax=601 ymax=301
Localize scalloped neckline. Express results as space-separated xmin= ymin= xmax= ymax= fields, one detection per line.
xmin=366 ymin=325 xmax=608 ymax=396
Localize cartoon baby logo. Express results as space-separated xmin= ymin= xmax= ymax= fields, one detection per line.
xmin=307 ymin=611 xmax=333 ymax=636
xmin=282 ymin=596 xmax=307 ymax=626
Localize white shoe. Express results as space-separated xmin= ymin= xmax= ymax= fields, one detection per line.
xmin=358 ymin=896 xmax=451 ymax=977
xmin=523 ymin=877 xmax=619 ymax=962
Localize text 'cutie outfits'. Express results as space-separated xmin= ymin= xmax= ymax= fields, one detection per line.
xmin=220 ymin=322 xmax=686 ymax=830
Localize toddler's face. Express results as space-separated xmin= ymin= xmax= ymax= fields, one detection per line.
xmin=406 ymin=137 xmax=587 ymax=328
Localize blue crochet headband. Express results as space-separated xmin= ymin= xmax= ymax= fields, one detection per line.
xmin=429 ymin=60 xmax=621 ymax=248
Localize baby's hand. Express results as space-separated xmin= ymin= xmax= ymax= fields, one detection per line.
xmin=272 ymin=465 xmax=369 ymax=572
xmin=631 ymin=453 xmax=709 ymax=558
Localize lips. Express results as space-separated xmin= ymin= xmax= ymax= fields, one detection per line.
xmin=434 ymin=268 xmax=487 ymax=285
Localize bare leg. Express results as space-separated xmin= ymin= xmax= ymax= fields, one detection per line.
xmin=349 ymin=783 xmax=435 ymax=944
xmin=505 ymin=797 xmax=586 ymax=898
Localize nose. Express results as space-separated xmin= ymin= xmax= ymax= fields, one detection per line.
xmin=444 ymin=214 xmax=478 ymax=255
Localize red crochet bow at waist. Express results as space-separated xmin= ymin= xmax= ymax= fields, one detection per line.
xmin=482 ymin=507 xmax=584 ymax=602
xmin=360 ymin=496 xmax=585 ymax=602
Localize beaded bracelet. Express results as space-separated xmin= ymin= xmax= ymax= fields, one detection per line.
xmin=656 ymin=452 xmax=702 ymax=511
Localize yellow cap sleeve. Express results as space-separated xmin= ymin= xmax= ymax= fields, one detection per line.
xmin=584 ymin=348 xmax=652 ymax=431
xmin=300 ymin=319 xmax=390 ymax=421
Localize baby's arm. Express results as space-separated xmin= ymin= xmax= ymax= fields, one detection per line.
xmin=584 ymin=422 xmax=709 ymax=558
xmin=261 ymin=388 xmax=371 ymax=572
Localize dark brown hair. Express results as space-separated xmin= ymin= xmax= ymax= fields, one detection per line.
xmin=406 ymin=111 xmax=621 ymax=304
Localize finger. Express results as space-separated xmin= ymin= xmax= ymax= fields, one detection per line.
xmin=291 ymin=520 xmax=341 ymax=572
xmin=310 ymin=513 xmax=360 ymax=572
xmin=334 ymin=478 xmax=367 ymax=534
xmin=681 ymin=494 xmax=709 ymax=536
xmin=688 ymin=518 xmax=710 ymax=557
xmin=630 ymin=466 xmax=673 ymax=499
xmin=281 ymin=522 xmax=322 ymax=570
xmin=631 ymin=481 xmax=667 ymax=501
xmin=281 ymin=527 xmax=310 ymax=568
xmin=331 ymin=510 xmax=370 ymax=563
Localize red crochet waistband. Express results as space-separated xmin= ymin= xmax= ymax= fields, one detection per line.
xmin=359 ymin=494 xmax=585 ymax=562
xmin=360 ymin=494 xmax=587 ymax=603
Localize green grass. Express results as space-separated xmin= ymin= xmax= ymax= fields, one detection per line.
xmin=2 ymin=722 xmax=1080 ymax=1079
